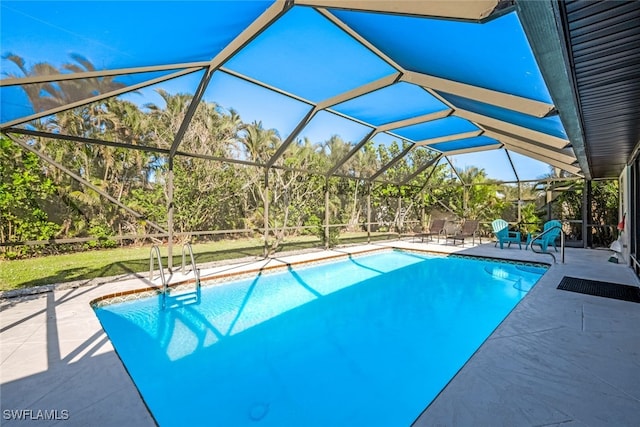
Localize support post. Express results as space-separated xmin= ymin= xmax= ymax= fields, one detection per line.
xmin=263 ymin=169 xmax=270 ymax=257
xmin=582 ymin=179 xmax=592 ymax=248
xmin=420 ymin=191 xmax=426 ymax=230
xmin=463 ymin=185 xmax=468 ymax=219
xmin=324 ymin=178 xmax=330 ymax=250
xmin=367 ymin=182 xmax=372 ymax=244
xmin=167 ymin=157 xmax=174 ymax=271
xmin=517 ymin=182 xmax=522 ymax=223
xmin=546 ymin=183 xmax=552 ymax=221
xmin=587 ymin=179 xmax=593 ymax=248
xmin=397 ymin=194 xmax=402 ymax=234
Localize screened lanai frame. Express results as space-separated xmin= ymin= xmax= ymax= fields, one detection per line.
xmin=0 ymin=0 xmax=587 ymax=265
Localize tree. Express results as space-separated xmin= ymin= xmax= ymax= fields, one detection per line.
xmin=3 ymin=53 xmax=125 ymax=113
xmin=0 ymin=137 xmax=60 ymax=257
xmin=238 ymin=121 xmax=279 ymax=164
xmin=445 ymin=166 xmax=507 ymax=221
xmin=553 ymin=179 xmax=618 ymax=246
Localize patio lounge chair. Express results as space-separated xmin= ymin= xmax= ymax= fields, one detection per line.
xmin=416 ymin=219 xmax=447 ymax=243
xmin=491 ymin=219 xmax=521 ymax=249
xmin=448 ymin=220 xmax=480 ymax=246
xmin=530 ymin=220 xmax=562 ymax=252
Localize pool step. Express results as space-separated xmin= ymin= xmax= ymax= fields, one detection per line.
xmin=165 ymin=289 xmax=201 ymax=308
xmin=483 ymin=266 xmax=533 ymax=292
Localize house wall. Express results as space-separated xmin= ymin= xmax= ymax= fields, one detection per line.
xmin=627 ymin=152 xmax=640 ymax=277
xmin=620 ymin=168 xmax=630 ymax=264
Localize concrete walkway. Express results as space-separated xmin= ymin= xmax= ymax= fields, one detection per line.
xmin=413 ymin=244 xmax=640 ymax=427
xmin=1 ymin=241 xmax=638 ymax=426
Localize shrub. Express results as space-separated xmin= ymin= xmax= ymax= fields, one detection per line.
xmin=85 ymin=221 xmax=117 ymax=249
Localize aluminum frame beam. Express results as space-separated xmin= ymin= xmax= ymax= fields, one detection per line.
xmin=0 ymin=62 xmax=209 ymax=87
xmin=455 ymin=108 xmax=570 ymax=150
xmin=403 ymin=71 xmax=555 ymax=118
xmin=5 ymin=128 xmax=167 ymax=154
xmin=413 ymin=129 xmax=483 ymax=147
xmin=298 ymin=0 xmax=504 ymax=21
xmin=326 ymin=128 xmax=378 ymax=177
xmin=0 ymin=68 xmax=203 ymax=130
xmin=502 ymin=143 xmax=582 ymax=176
xmin=440 ymin=143 xmax=503 ymax=157
xmin=6 ymin=134 xmax=168 ymax=234
xmin=4 ymin=127 xmax=289 ymax=170
xmin=369 ymin=143 xmax=414 ymax=181
xmin=316 ymin=8 xmax=404 ymax=72
xmin=209 ymin=0 xmax=292 ymax=70
xmin=377 ymin=109 xmax=452 ymax=133
xmin=504 ymin=149 xmax=520 ymax=182
xmin=266 ymin=107 xmax=319 ymax=168
xmin=219 ymin=67 xmax=313 ymax=106
xmin=316 ymin=72 xmax=402 ymax=110
xmin=445 ymin=156 xmax=465 ymax=184
xmin=400 ymin=154 xmax=442 ymax=185
xmin=483 ymin=128 xmax=577 ymax=165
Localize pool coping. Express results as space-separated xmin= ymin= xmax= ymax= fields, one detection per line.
xmin=89 ymin=246 xmax=386 ymax=308
xmin=89 ymin=246 xmax=552 ymax=309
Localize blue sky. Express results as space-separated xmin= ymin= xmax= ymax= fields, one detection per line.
xmin=1 ymin=1 xmax=555 ymax=181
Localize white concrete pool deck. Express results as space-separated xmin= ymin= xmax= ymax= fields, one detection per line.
xmin=1 ymin=240 xmax=639 ymax=426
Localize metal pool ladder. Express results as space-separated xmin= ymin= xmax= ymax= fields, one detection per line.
xmin=181 ymin=242 xmax=201 ymax=291
xmin=149 ymin=245 xmax=168 ymax=305
xmin=150 ymin=244 xmax=201 ymax=309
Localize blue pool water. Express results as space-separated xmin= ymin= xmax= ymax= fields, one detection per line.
xmin=95 ymin=251 xmax=546 ymax=426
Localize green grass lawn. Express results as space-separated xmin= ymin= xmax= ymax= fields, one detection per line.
xmin=0 ymin=232 xmax=398 ymax=291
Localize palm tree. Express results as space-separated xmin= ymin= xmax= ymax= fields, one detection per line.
xmin=450 ymin=166 xmax=507 ymax=221
xmin=238 ymin=121 xmax=279 ymax=164
xmin=145 ymin=89 xmax=193 ymax=148
xmin=5 ymin=54 xmax=166 ymax=240
xmin=3 ymin=53 xmax=126 ymax=113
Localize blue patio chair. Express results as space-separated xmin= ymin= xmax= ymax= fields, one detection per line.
xmin=491 ymin=219 xmax=521 ymax=249
xmin=530 ymin=220 xmax=562 ymax=252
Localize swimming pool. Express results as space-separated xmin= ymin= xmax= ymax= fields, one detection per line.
xmin=94 ymin=250 xmax=546 ymax=426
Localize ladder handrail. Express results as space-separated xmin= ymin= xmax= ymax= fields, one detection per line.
xmin=149 ymin=245 xmax=168 ymax=301
xmin=181 ymin=242 xmax=201 ymax=290
xmin=526 ymin=224 xmax=565 ymax=264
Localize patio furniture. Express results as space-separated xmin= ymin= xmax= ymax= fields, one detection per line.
xmin=403 ymin=224 xmax=424 ymax=241
xmin=491 ymin=219 xmax=521 ymax=249
xmin=416 ymin=219 xmax=447 ymax=243
xmin=530 ymin=220 xmax=562 ymax=252
xmin=447 ymin=220 xmax=480 ymax=246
